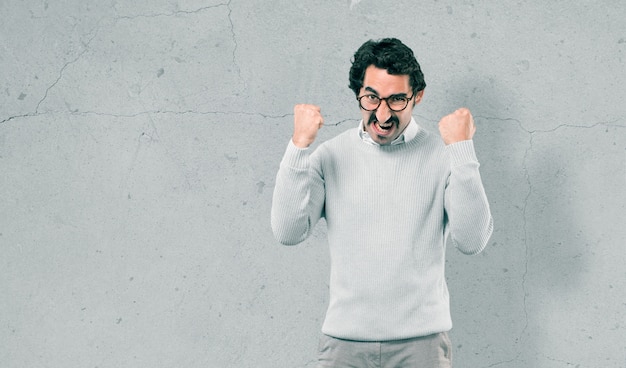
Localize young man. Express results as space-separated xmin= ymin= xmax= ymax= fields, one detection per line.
xmin=271 ymin=38 xmax=493 ymax=367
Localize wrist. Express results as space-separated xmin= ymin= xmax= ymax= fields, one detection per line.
xmin=292 ymin=136 xmax=312 ymax=148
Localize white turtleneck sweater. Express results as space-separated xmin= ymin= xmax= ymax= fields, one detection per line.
xmin=271 ymin=118 xmax=493 ymax=341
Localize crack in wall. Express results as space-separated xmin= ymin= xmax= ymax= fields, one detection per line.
xmin=522 ymin=119 xmax=626 ymax=134
xmin=70 ymin=109 xmax=294 ymax=120
xmin=483 ymin=357 xmax=519 ymax=368
xmin=473 ymin=116 xmax=531 ymax=366
xmin=1 ymin=19 xmax=103 ymax=124
xmin=325 ymin=118 xmax=361 ymax=127
xmin=113 ymin=1 xmax=243 ymax=90
xmin=114 ymin=3 xmax=228 ymax=19
xmin=461 ymin=116 xmax=626 ymax=366
xmin=0 ymin=20 xmax=104 ymax=124
xmin=500 ymin=117 xmax=626 ymax=365
xmin=1 ymin=104 xmax=390 ymax=127
xmin=113 ymin=1 xmax=243 ymax=88
xmin=2 ymin=110 xmax=295 ymax=124
xmin=34 ymin=21 xmax=102 ymax=115
xmin=65 ymin=110 xmax=357 ymax=126
xmin=225 ymin=0 xmax=243 ymax=88
xmin=518 ymin=130 xmax=533 ymax=352
xmin=62 ymin=109 xmax=360 ymax=128
xmin=543 ymin=354 xmax=581 ymax=367
xmin=34 ymin=49 xmax=88 ymax=114
xmin=1 ymin=113 xmax=37 ymax=124
xmin=1 ymin=3 xmax=242 ymax=125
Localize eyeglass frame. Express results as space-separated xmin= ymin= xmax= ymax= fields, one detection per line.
xmin=356 ymin=91 xmax=416 ymax=112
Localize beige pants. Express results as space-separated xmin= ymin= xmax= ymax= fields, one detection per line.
xmin=316 ymin=332 xmax=452 ymax=368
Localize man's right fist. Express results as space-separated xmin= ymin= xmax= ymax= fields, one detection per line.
xmin=292 ymin=104 xmax=324 ymax=148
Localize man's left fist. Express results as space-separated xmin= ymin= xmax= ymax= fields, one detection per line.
xmin=438 ymin=108 xmax=476 ymax=145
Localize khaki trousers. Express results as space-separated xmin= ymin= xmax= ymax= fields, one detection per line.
xmin=316 ymin=332 xmax=453 ymax=368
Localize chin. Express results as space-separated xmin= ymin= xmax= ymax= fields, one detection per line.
xmin=374 ymin=136 xmax=394 ymax=145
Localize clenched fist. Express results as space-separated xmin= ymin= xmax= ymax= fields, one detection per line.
xmin=438 ymin=108 xmax=476 ymax=145
xmin=292 ymin=104 xmax=324 ymax=148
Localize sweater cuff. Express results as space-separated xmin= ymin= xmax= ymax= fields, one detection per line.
xmin=280 ymin=139 xmax=311 ymax=170
xmin=446 ymin=140 xmax=478 ymax=167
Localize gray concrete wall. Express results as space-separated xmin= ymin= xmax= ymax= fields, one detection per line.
xmin=1 ymin=1 xmax=625 ymax=367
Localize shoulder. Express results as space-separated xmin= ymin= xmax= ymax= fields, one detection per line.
xmin=407 ymin=125 xmax=445 ymax=152
xmin=315 ymin=128 xmax=359 ymax=154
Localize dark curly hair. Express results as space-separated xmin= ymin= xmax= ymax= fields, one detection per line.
xmin=349 ymin=38 xmax=426 ymax=96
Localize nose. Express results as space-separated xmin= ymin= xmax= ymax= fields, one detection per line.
xmin=375 ymin=100 xmax=392 ymax=122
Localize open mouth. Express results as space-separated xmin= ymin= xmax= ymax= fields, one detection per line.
xmin=370 ymin=117 xmax=397 ymax=135
xmin=377 ymin=121 xmax=393 ymax=130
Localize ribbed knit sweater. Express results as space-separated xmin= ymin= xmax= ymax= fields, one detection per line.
xmin=271 ymin=122 xmax=493 ymax=341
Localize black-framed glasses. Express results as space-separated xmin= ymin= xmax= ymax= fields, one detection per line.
xmin=357 ymin=93 xmax=414 ymax=112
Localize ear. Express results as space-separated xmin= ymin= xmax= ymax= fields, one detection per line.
xmin=413 ymin=89 xmax=425 ymax=105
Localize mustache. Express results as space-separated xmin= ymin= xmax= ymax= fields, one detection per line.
xmin=368 ymin=113 xmax=399 ymax=126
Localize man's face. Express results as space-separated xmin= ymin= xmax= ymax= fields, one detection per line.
xmin=359 ymin=65 xmax=424 ymax=145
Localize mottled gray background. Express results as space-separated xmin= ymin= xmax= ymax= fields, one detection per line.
xmin=1 ymin=1 xmax=625 ymax=367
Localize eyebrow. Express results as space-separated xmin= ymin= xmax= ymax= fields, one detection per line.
xmin=364 ymin=86 xmax=409 ymax=97
xmin=365 ymin=86 xmax=379 ymax=95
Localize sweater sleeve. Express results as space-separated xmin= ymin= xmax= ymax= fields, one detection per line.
xmin=271 ymin=140 xmax=326 ymax=245
xmin=444 ymin=140 xmax=494 ymax=255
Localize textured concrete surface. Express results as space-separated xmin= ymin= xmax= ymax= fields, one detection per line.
xmin=1 ymin=1 xmax=625 ymax=367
